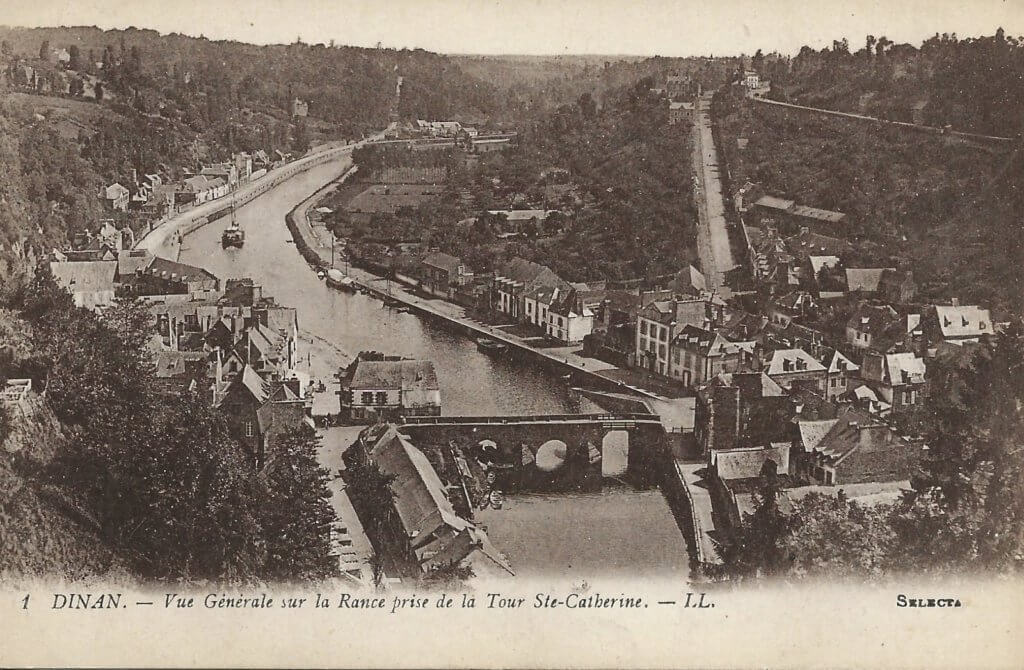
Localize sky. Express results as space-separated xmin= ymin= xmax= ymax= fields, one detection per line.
xmin=3 ymin=0 xmax=1022 ymax=57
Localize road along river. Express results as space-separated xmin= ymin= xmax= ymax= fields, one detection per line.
xmin=178 ymin=154 xmax=689 ymax=581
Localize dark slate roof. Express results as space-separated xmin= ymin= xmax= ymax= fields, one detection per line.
xmin=349 ymin=360 xmax=439 ymax=392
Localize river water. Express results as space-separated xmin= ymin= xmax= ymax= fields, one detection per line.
xmin=180 ymin=158 xmax=689 ymax=580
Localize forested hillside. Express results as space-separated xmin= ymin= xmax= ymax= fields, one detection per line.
xmin=0 ymin=25 xmax=508 ymax=284
xmin=760 ymin=29 xmax=1024 ymax=137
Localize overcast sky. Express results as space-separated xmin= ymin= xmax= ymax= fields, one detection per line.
xmin=4 ymin=0 xmax=1023 ymax=57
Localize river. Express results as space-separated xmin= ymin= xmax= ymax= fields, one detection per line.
xmin=179 ymin=157 xmax=689 ymax=581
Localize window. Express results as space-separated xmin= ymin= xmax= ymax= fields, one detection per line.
xmin=361 ymin=391 xmax=374 ymax=405
xmin=658 ymin=344 xmax=666 ymax=359
xmin=244 ymin=421 xmax=253 ymax=437
xmin=640 ymin=321 xmax=648 ymax=336
xmin=376 ymin=391 xmax=388 ymax=405
xmin=830 ymin=378 xmax=837 ymax=388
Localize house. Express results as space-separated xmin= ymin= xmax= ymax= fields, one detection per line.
xmin=636 ymin=297 xmax=722 ymax=376
xmin=845 ymin=268 xmax=892 ymax=295
xmin=668 ymin=101 xmax=695 ymax=125
xmin=764 ymin=348 xmax=828 ymax=394
xmin=48 ymin=260 xmax=118 ymax=309
xmin=486 ymin=210 xmax=557 ymax=234
xmin=669 ymin=325 xmax=756 ymax=388
xmin=845 ymin=303 xmax=904 ymax=352
xmin=234 ymin=152 xmax=253 ymax=181
xmin=743 ymin=70 xmax=761 ymax=89
xmin=346 ymin=424 xmax=513 ymax=575
xmin=492 ymin=257 xmax=566 ymax=321
xmin=785 ymin=228 xmax=853 ymax=262
xmin=860 ymin=351 xmax=926 ymax=413
xmin=878 ymin=269 xmax=917 ymax=304
xmin=182 ymin=175 xmax=228 ymax=204
xmin=201 ymin=162 xmax=239 ymax=187
xmin=668 ymin=264 xmax=706 ymax=295
xmin=292 ymin=98 xmax=308 ymax=117
xmin=99 ymin=182 xmax=130 ymax=212
xmin=471 ymin=137 xmax=512 ymax=153
xmin=130 ymin=256 xmax=221 ymax=298
xmin=216 ymin=365 xmax=311 ymax=467
xmin=252 ymin=149 xmax=272 ymax=169
xmin=767 ymin=291 xmax=816 ymax=327
xmin=921 ymin=302 xmax=994 ymax=348
xmin=823 ymin=349 xmax=859 ymax=401
xmin=338 ymin=358 xmax=441 ymax=423
xmin=794 ymin=408 xmax=919 ymax=486
xmin=523 ymin=285 xmax=562 ymax=329
xmin=420 ymin=252 xmax=473 ymax=299
xmin=694 ymin=371 xmax=791 ymax=455
xmin=666 ymin=74 xmax=697 ymax=99
xmin=546 ymin=288 xmax=598 ymax=344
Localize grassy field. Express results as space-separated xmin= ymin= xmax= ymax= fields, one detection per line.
xmin=345 ymin=184 xmax=443 ymax=214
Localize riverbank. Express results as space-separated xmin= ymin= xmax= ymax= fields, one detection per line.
xmin=285 ymin=179 xmax=700 ymax=405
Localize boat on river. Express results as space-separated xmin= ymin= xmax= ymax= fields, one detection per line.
xmin=221 ymin=221 xmax=244 ymax=248
xmin=476 ymin=337 xmax=509 ymax=355
xmin=326 ymin=268 xmax=355 ymax=290
xmin=221 ymin=202 xmax=244 ymax=248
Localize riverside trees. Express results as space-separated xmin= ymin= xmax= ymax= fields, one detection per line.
xmin=1 ymin=267 xmax=339 ymax=583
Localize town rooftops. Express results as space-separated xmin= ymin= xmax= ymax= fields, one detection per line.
xmin=422 ymin=251 xmax=463 ymax=275
xmin=349 ymin=360 xmax=439 ymax=393
xmin=933 ymin=304 xmax=993 ymax=339
xmin=102 ymin=183 xmax=129 ymax=199
xmin=786 ymin=229 xmax=853 ymax=258
xmin=712 ymin=371 xmax=787 ymax=398
xmin=714 ymin=443 xmax=790 ymax=481
xmin=494 ymin=256 xmax=563 ymax=287
xmin=142 ymin=257 xmax=219 ymax=284
xmin=765 ymin=348 xmax=827 ymax=376
xmin=846 ymin=268 xmax=893 ymax=293
xmin=367 ymin=426 xmax=469 ymax=544
xmin=672 ymin=325 xmax=744 ymax=357
xmin=48 ymin=260 xmax=117 ymax=293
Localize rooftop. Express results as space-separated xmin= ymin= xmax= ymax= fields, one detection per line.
xmin=348 ymin=360 xmax=439 ymax=393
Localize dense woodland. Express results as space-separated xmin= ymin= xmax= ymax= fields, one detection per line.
xmin=754 ymin=29 xmax=1024 ymax=137
xmin=346 ymin=78 xmax=699 ymax=281
xmin=714 ymin=82 xmax=1024 ymax=315
xmin=0 ymin=269 xmax=337 ymax=582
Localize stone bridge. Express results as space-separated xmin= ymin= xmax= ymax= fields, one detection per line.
xmin=397 ymin=413 xmax=668 ymax=490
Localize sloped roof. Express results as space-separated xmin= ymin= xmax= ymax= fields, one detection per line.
xmin=808 ymin=255 xmax=841 ymax=276
xmin=884 ymin=352 xmax=926 ymax=385
xmin=933 ymin=305 xmax=993 ymax=339
xmin=754 ymin=195 xmax=796 ymax=211
xmin=715 ymin=444 xmax=789 ymax=480
xmin=765 ymin=348 xmax=827 ymax=376
xmin=791 ymin=204 xmax=846 ymax=223
xmin=422 ymin=251 xmax=462 ymax=275
xmin=142 ymin=256 xmax=219 ymax=284
xmin=495 ymin=256 xmax=555 ymax=284
xmin=487 ymin=209 xmax=555 ymax=222
xmin=48 ymin=260 xmax=117 ymax=293
xmin=798 ymin=419 xmax=839 ymax=452
xmin=369 ymin=428 xmax=468 ymax=542
xmin=827 ymin=349 xmax=859 ymax=374
xmin=785 ymin=230 xmax=852 ymax=258
xmin=349 ymin=360 xmax=439 ymax=392
xmin=846 ymin=268 xmax=892 ymax=293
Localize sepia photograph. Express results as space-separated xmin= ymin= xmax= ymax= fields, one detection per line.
xmin=0 ymin=0 xmax=1022 ymax=667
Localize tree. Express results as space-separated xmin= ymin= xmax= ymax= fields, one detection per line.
xmin=102 ymin=294 xmax=155 ymax=355
xmin=711 ymin=462 xmax=793 ymax=581
xmin=68 ymin=45 xmax=82 ymax=71
xmin=94 ymin=81 xmax=104 ymax=101
xmin=39 ymin=40 xmax=50 ymax=62
xmin=69 ymin=77 xmax=84 ymax=97
xmin=1 ymin=40 xmax=12 ymax=57
xmin=257 ymin=426 xmax=339 ymax=582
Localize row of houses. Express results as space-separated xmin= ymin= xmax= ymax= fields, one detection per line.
xmin=98 ymin=151 xmax=273 ymax=214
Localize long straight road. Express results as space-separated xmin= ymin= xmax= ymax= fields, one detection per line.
xmin=691 ymin=93 xmax=736 ymax=294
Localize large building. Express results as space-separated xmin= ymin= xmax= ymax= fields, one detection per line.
xmin=491 ymin=257 xmax=566 ymax=321
xmin=339 ymin=357 xmax=441 ymax=423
